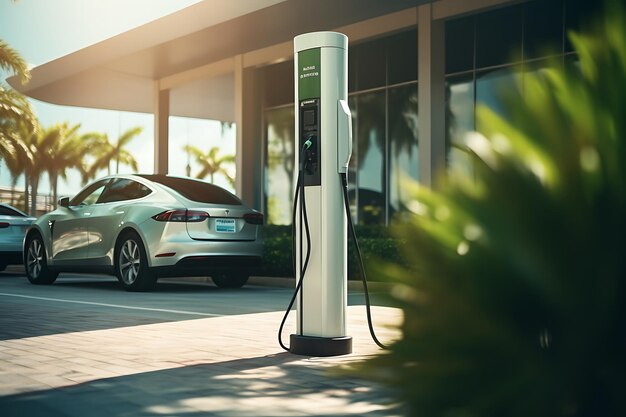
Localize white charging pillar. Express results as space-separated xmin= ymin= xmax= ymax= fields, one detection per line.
xmin=291 ymin=32 xmax=353 ymax=356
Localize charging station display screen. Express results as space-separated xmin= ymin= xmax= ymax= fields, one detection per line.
xmin=303 ymin=109 xmax=316 ymax=126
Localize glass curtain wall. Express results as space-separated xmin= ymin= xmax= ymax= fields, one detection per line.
xmin=445 ymin=0 xmax=602 ymax=177
xmin=264 ymin=105 xmax=295 ymax=225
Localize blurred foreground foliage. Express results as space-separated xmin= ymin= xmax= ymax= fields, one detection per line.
xmin=358 ymin=2 xmax=626 ymax=417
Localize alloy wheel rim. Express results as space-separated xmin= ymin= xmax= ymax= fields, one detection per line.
xmin=27 ymin=239 xmax=43 ymax=278
xmin=120 ymin=240 xmax=140 ymax=285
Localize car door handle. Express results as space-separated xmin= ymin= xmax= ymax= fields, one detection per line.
xmin=83 ymin=212 xmax=92 ymax=216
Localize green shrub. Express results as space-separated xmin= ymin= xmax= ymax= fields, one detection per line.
xmin=357 ymin=2 xmax=626 ymax=417
xmin=259 ymin=224 xmax=403 ymax=279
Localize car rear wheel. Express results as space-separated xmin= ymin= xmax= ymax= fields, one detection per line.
xmin=115 ymin=232 xmax=156 ymax=292
xmin=25 ymin=234 xmax=58 ymax=285
xmin=212 ymin=273 xmax=249 ymax=289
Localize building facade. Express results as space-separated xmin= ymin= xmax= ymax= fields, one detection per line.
xmin=10 ymin=0 xmax=600 ymax=225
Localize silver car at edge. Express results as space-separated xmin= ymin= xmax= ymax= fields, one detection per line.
xmin=23 ymin=174 xmax=263 ymax=291
xmin=0 ymin=203 xmax=36 ymax=271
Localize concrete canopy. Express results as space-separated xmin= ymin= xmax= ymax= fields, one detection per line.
xmin=8 ymin=0 xmax=429 ymax=122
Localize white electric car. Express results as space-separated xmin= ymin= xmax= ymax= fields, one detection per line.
xmin=24 ymin=175 xmax=263 ymax=291
xmin=0 ymin=203 xmax=36 ymax=271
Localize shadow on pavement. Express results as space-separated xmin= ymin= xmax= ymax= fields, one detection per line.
xmin=0 ymin=275 xmax=291 ymax=341
xmin=0 ymin=297 xmax=176 ymax=341
xmin=0 ymin=353 xmax=403 ymax=417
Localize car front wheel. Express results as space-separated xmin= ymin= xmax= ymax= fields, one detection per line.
xmin=115 ymin=232 xmax=156 ymax=292
xmin=25 ymin=234 xmax=58 ymax=285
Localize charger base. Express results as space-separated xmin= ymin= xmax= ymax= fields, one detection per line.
xmin=289 ymin=334 xmax=352 ymax=357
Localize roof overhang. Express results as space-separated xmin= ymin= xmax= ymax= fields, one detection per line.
xmin=9 ymin=0 xmax=430 ymax=121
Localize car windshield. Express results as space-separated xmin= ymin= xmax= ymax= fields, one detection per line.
xmin=138 ymin=175 xmax=242 ymax=205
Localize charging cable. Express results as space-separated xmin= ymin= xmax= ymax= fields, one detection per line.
xmin=278 ymin=140 xmax=312 ymax=352
xmin=340 ymin=173 xmax=388 ymax=350
xmin=278 ymin=140 xmax=388 ymax=351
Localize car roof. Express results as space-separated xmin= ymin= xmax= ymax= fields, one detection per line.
xmin=137 ymin=174 xmax=243 ymax=206
xmin=79 ymin=174 xmax=244 ymax=206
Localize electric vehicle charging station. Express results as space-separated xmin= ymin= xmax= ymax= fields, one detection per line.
xmin=289 ymin=31 xmax=353 ymax=356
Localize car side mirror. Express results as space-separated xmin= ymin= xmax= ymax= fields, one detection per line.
xmin=58 ymin=197 xmax=70 ymax=208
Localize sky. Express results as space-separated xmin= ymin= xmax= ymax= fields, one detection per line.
xmin=0 ymin=0 xmax=237 ymax=198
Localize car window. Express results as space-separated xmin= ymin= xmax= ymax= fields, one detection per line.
xmin=138 ymin=175 xmax=242 ymax=205
xmin=98 ymin=179 xmax=152 ymax=204
xmin=70 ymin=180 xmax=109 ymax=206
xmin=0 ymin=206 xmax=25 ymax=217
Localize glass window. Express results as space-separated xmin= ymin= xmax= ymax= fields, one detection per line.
xmin=354 ymin=38 xmax=386 ymax=90
xmin=354 ymin=91 xmax=386 ymax=224
xmin=348 ymin=46 xmax=358 ymax=93
xmin=265 ymin=106 xmax=295 ymax=225
xmin=388 ymin=29 xmax=417 ymax=85
xmin=564 ymin=0 xmax=602 ymax=52
xmin=388 ymin=83 xmax=418 ymax=218
xmin=446 ymin=74 xmax=475 ymax=179
xmin=524 ymin=0 xmax=563 ymax=59
xmin=445 ymin=17 xmax=474 ymax=74
xmin=0 ymin=205 xmax=26 ymax=217
xmin=98 ymin=179 xmax=151 ymax=204
xmin=139 ymin=175 xmax=242 ymax=205
xmin=476 ymin=66 xmax=520 ymax=131
xmin=263 ymin=60 xmax=294 ymax=107
xmin=71 ymin=180 xmax=110 ymax=206
xmin=476 ymin=5 xmax=523 ymax=68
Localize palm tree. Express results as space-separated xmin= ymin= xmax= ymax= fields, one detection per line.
xmin=1 ymin=39 xmax=39 ymax=212
xmin=25 ymin=125 xmax=60 ymax=215
xmin=112 ymin=126 xmax=141 ymax=174
xmin=183 ymin=145 xmax=235 ymax=186
xmin=81 ymin=132 xmax=113 ymax=181
xmin=0 ymin=131 xmax=31 ymax=206
xmin=41 ymin=122 xmax=85 ymax=207
xmin=0 ymin=39 xmax=29 ymax=85
xmin=0 ymin=40 xmax=35 ymax=134
xmin=3 ymin=131 xmax=32 ymax=206
xmin=1 ymin=40 xmax=37 ymax=178
xmin=75 ymin=131 xmax=107 ymax=185
xmin=83 ymin=126 xmax=141 ymax=180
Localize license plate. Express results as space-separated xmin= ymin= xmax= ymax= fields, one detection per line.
xmin=215 ymin=219 xmax=236 ymax=233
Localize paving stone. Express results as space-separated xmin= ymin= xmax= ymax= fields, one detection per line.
xmin=0 ymin=277 xmax=403 ymax=416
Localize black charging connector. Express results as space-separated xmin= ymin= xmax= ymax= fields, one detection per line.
xmin=304 ymin=135 xmax=318 ymax=175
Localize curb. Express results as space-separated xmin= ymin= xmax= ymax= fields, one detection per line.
xmin=166 ymin=275 xmax=393 ymax=292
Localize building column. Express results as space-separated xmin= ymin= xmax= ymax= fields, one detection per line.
xmin=417 ymin=3 xmax=446 ymax=189
xmin=154 ymin=81 xmax=170 ymax=175
xmin=234 ymin=55 xmax=264 ymax=210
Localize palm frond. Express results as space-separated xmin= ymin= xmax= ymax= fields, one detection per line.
xmin=0 ymin=39 xmax=30 ymax=84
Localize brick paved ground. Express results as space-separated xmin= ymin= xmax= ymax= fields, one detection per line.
xmin=0 ymin=272 xmax=404 ymax=417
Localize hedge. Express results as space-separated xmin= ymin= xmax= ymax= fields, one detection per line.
xmin=259 ymin=224 xmax=404 ymax=280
